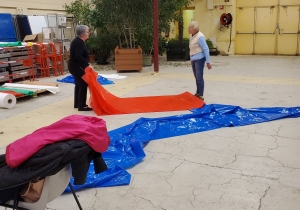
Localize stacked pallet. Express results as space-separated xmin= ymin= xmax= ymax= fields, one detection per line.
xmin=0 ymin=46 xmax=35 ymax=83
xmin=7 ymin=47 xmax=35 ymax=80
xmin=0 ymin=54 xmax=10 ymax=83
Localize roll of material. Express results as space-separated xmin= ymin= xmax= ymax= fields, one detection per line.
xmin=0 ymin=92 xmax=16 ymax=109
xmin=3 ymin=83 xmax=59 ymax=94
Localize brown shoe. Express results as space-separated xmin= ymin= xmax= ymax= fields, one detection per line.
xmin=198 ymin=96 xmax=204 ymax=101
xmin=194 ymin=94 xmax=204 ymax=101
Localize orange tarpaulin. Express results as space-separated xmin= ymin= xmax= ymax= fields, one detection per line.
xmin=82 ymin=67 xmax=205 ymax=115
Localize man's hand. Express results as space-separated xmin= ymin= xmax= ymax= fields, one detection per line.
xmin=89 ymin=63 xmax=94 ymax=70
xmin=207 ymin=63 xmax=212 ymax=70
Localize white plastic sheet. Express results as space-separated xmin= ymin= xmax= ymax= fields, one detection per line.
xmin=98 ymin=74 xmax=127 ymax=80
xmin=2 ymin=83 xmax=59 ymax=94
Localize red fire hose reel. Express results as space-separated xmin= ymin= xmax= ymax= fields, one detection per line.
xmin=220 ymin=13 xmax=233 ymax=26
xmin=220 ymin=13 xmax=233 ymax=52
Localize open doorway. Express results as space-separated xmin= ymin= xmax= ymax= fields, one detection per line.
xmin=183 ymin=9 xmax=195 ymax=39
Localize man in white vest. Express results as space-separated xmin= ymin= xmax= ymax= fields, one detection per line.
xmin=188 ymin=21 xmax=212 ymax=101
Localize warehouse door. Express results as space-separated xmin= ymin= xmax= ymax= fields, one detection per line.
xmin=235 ymin=0 xmax=300 ymax=55
xmin=277 ymin=4 xmax=300 ymax=55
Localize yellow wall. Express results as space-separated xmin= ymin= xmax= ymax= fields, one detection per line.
xmin=183 ymin=10 xmax=195 ymax=38
xmin=171 ymin=0 xmax=299 ymax=55
xmin=170 ymin=0 xmax=237 ymax=54
xmin=0 ymin=0 xmax=73 ymax=15
xmin=193 ymin=0 xmax=237 ymax=54
xmin=237 ymin=0 xmax=300 ymax=7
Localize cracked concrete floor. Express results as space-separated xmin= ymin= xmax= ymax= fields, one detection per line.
xmin=0 ymin=55 xmax=300 ymax=210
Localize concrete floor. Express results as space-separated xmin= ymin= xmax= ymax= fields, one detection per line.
xmin=0 ymin=55 xmax=300 ymax=210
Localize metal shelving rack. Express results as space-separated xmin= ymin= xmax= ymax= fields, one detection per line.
xmin=44 ymin=13 xmax=74 ymax=72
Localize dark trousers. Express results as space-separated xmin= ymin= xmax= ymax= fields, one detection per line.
xmin=73 ymin=75 xmax=88 ymax=108
xmin=68 ymin=62 xmax=88 ymax=108
xmin=191 ymin=57 xmax=206 ymax=96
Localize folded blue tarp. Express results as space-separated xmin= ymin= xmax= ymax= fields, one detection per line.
xmin=57 ymin=75 xmax=114 ymax=85
xmin=66 ymin=104 xmax=300 ymax=192
xmin=0 ymin=13 xmax=17 ymax=42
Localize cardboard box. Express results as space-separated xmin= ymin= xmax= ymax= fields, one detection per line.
xmin=23 ymin=33 xmax=43 ymax=43
xmin=23 ymin=33 xmax=44 ymax=53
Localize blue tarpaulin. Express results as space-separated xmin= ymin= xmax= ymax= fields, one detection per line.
xmin=0 ymin=14 xmax=17 ymax=42
xmin=57 ymin=75 xmax=114 ymax=85
xmin=66 ymin=104 xmax=300 ymax=192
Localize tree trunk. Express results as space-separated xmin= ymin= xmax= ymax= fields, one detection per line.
xmin=129 ymin=27 xmax=133 ymax=49
xmin=132 ymin=29 xmax=135 ymax=49
xmin=178 ymin=9 xmax=183 ymax=44
xmin=118 ymin=36 xmax=122 ymax=48
xmin=123 ymin=27 xmax=129 ymax=48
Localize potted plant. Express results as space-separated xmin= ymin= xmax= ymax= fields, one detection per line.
xmin=166 ymin=37 xmax=190 ymax=61
xmin=137 ymin=31 xmax=168 ymax=66
xmin=114 ymin=26 xmax=143 ymax=72
xmin=86 ymin=29 xmax=117 ymax=65
xmin=165 ymin=1 xmax=193 ymax=61
xmin=133 ymin=0 xmax=191 ymax=65
xmin=65 ymin=0 xmax=193 ymax=68
xmin=92 ymin=0 xmax=154 ymax=72
xmin=135 ymin=25 xmax=153 ymax=66
xmin=93 ymin=0 xmax=193 ymax=71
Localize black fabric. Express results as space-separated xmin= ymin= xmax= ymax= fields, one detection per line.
xmin=15 ymin=15 xmax=26 ymax=41
xmin=93 ymin=153 xmax=108 ymax=174
xmin=73 ymin=75 xmax=88 ymax=109
xmin=0 ymin=155 xmax=5 ymax=168
xmin=0 ymin=185 xmax=22 ymax=204
xmin=68 ymin=36 xmax=90 ymax=109
xmin=68 ymin=36 xmax=89 ymax=71
xmin=0 ymin=140 xmax=108 ymax=194
xmin=71 ymin=152 xmax=107 ymax=185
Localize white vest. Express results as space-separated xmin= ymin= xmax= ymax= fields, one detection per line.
xmin=189 ymin=32 xmax=205 ymax=56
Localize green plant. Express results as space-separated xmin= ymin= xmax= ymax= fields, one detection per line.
xmin=137 ymin=33 xmax=168 ymax=56
xmin=65 ymin=0 xmax=193 ymax=53
xmin=168 ymin=37 xmax=189 ymax=44
xmin=159 ymin=0 xmax=193 ymax=32
xmin=135 ymin=25 xmax=153 ymax=55
xmin=86 ymin=29 xmax=117 ymax=57
xmin=65 ymin=0 xmax=117 ymax=57
xmin=92 ymin=0 xmax=153 ymax=49
xmin=158 ymin=36 xmax=168 ymax=56
xmin=172 ymin=0 xmax=193 ymax=43
xmin=135 ymin=0 xmax=193 ymax=54
xmin=206 ymin=39 xmax=214 ymax=48
xmin=166 ymin=36 xmax=189 ymax=61
xmin=64 ymin=0 xmax=95 ymax=29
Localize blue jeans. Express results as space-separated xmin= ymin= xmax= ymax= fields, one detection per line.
xmin=191 ymin=57 xmax=206 ymax=96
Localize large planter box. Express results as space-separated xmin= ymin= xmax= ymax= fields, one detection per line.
xmin=166 ymin=42 xmax=190 ymax=61
xmin=115 ymin=46 xmax=143 ymax=73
